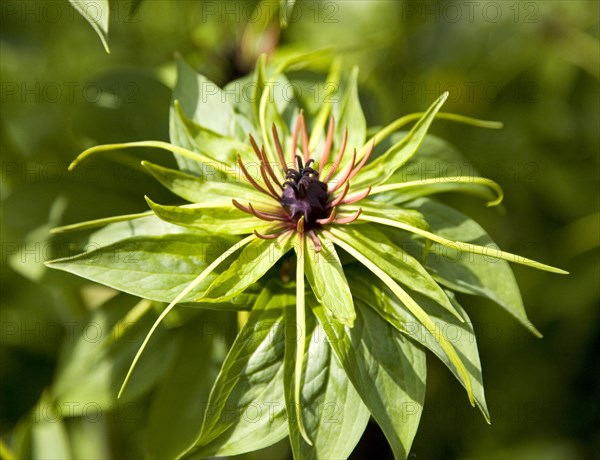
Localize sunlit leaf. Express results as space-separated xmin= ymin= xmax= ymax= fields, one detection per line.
xmin=404 ymin=199 xmax=551 ymax=335
xmin=145 ymin=198 xmax=273 ymax=235
xmin=352 ymin=92 xmax=448 ymax=189
xmin=349 ymin=269 xmax=490 ymax=422
xmin=313 ymin=299 xmax=426 ymax=460
xmin=337 ymin=224 xmax=461 ymax=320
xmin=200 ymin=236 xmax=294 ymax=302
xmin=329 ymin=67 xmax=366 ymax=172
xmin=284 ymin=302 xmax=370 ymax=459
xmin=279 ymin=0 xmax=297 ymax=27
xmin=304 ymin=235 xmax=355 ymax=326
xmin=326 ymin=228 xmax=474 ymax=405
xmin=46 ymin=234 xmax=236 ymax=303
xmin=173 ymin=102 xmax=256 ymax=165
xmin=184 ymin=283 xmax=293 ymax=458
xmin=69 ymin=0 xmax=110 ymax=53
xmin=142 ymin=161 xmax=269 ymax=205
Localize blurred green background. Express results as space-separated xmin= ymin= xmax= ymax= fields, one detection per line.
xmin=1 ymin=1 xmax=598 ymax=459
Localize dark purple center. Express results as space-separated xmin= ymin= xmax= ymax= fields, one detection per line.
xmin=281 ymin=156 xmax=331 ymax=230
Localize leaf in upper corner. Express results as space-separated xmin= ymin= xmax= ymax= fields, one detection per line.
xmin=170 ymin=57 xmax=236 ymax=173
xmin=172 ymin=58 xmax=236 ymax=137
xmin=329 ymin=67 xmax=366 ymax=173
xmin=279 ymin=0 xmax=297 ymax=27
xmin=173 ymin=102 xmax=256 ymax=164
xmin=70 ymin=0 xmax=110 ymax=53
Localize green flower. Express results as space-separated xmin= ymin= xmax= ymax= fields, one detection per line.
xmin=48 ymin=55 xmax=566 ymax=460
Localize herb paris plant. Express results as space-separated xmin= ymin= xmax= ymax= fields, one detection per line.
xmin=48 ymin=55 xmax=567 ymax=460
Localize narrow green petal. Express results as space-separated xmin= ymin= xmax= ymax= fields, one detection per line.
xmin=68 ymin=141 xmax=233 ymax=176
xmin=359 ymin=112 xmax=503 ymax=158
xmin=118 ymin=234 xmax=256 ymax=399
xmin=352 ymin=92 xmax=449 ymax=188
xmin=360 ymin=214 xmax=569 ymax=274
xmin=50 ymin=211 xmax=153 ymax=234
xmin=293 ymin=233 xmax=313 ymax=446
xmin=369 ymin=176 xmax=505 ymax=207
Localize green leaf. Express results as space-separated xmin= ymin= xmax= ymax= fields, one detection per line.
xmin=284 ymin=303 xmax=370 ymax=459
xmin=349 ymin=270 xmax=490 ymax=422
xmin=58 ymin=216 xmax=240 ymax=304
xmin=66 ymin=417 xmax=112 ymax=459
xmin=371 ymin=134 xmax=503 ymax=207
xmin=170 ymin=57 xmax=236 ymax=174
xmin=52 ymin=295 xmax=178 ymax=412
xmin=370 ymin=176 xmax=504 ymax=207
xmin=200 ymin=236 xmax=294 ymax=302
xmin=397 ymin=133 xmax=474 ymax=182
xmin=46 ymin=234 xmax=236 ymax=303
xmin=250 ymin=54 xmax=267 ymax=125
xmin=172 ymin=58 xmax=236 ymax=137
xmin=336 ymin=224 xmax=462 ymax=321
xmin=352 ymin=92 xmax=449 ymax=189
xmin=304 ymin=235 xmax=355 ymax=326
xmin=68 ymin=140 xmax=226 ymax=177
xmin=360 ymin=208 xmax=568 ymax=275
xmin=313 ymin=299 xmax=427 ymax=460
xmin=360 ymin=113 xmax=502 ymax=161
xmin=51 ymin=211 xmax=154 ymax=236
xmin=173 ymin=101 xmax=256 ymax=165
xmin=31 ymin=397 xmax=72 ymax=459
xmin=117 ymin=235 xmax=256 ymax=398
xmin=308 ymin=59 xmax=342 ymax=152
xmin=69 ymin=0 xmax=110 ymax=53
xmin=146 ymin=311 xmax=235 ymax=460
xmin=142 ymin=161 xmax=270 ymax=205
xmin=405 ymin=199 xmax=548 ymax=336
xmin=343 ymin=199 xmax=430 ymax=230
xmin=52 ymin=202 xmax=204 ymax=244
xmin=329 ymin=67 xmax=366 ymax=172
xmin=326 ymin=228 xmax=475 ymax=406
xmin=259 ymin=72 xmax=298 ymax=165
xmin=145 ymin=197 xmax=273 ymax=235
xmin=184 ymin=283 xmax=293 ymax=458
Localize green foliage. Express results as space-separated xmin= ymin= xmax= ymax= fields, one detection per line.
xmin=4 ymin=2 xmax=594 ymax=459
